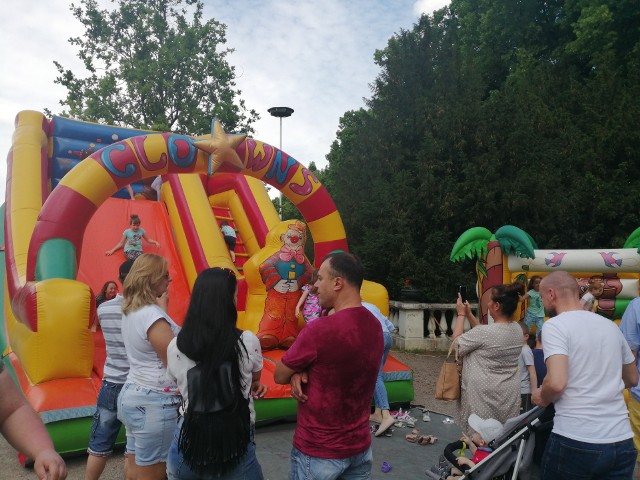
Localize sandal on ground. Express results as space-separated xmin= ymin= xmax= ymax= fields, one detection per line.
xmin=396 ymin=413 xmax=417 ymax=428
xmin=405 ymin=432 xmax=420 ymax=443
xmin=418 ymin=435 xmax=438 ymax=445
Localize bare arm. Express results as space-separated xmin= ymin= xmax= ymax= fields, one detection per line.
xmin=0 ymin=371 xmax=67 ymax=479
xmin=251 ymin=370 xmax=267 ymax=398
xmin=105 ymin=235 xmax=126 ymax=255
xmin=623 ymin=360 xmax=639 ymax=389
xmin=452 ymin=294 xmax=467 ymax=340
xmin=126 ymin=185 xmax=135 ymax=200
xmin=274 ymin=360 xmax=295 ymax=385
xmin=274 ymin=361 xmax=308 ymax=403
xmin=533 ymin=354 xmax=568 ymax=406
xmin=142 ymin=233 xmax=160 ymax=247
xmin=527 ymin=364 xmax=538 ymax=394
xmin=465 ymin=302 xmax=481 ymax=327
xmin=295 ymin=290 xmax=309 ymax=318
xmin=148 ymin=319 xmax=176 ymax=367
xmin=457 ymin=457 xmax=476 ymax=468
xmin=460 ymin=433 xmax=476 ymax=455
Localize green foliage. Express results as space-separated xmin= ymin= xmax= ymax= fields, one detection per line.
xmin=51 ymin=0 xmax=257 ymax=134
xmin=318 ymin=0 xmax=640 ymax=302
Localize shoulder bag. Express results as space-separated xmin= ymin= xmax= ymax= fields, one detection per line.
xmin=435 ymin=341 xmax=462 ymax=401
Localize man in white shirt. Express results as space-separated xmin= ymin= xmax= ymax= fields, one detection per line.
xmin=532 ymin=271 xmax=638 ymax=480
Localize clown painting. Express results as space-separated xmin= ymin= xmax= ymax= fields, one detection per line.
xmin=257 ymin=220 xmax=313 ymax=350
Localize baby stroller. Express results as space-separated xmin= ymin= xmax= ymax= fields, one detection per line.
xmin=427 ymin=406 xmax=547 ymax=480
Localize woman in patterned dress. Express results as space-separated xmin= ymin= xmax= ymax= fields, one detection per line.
xmin=452 ymin=283 xmax=524 ymax=434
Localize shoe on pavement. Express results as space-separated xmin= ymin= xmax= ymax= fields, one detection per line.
xmin=375 ymin=416 xmax=396 ymax=437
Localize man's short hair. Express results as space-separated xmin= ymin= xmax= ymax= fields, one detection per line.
xmin=119 ymin=259 xmax=135 ymax=283
xmin=542 ymin=271 xmax=580 ymax=298
xmin=322 ymin=252 xmax=364 ymax=289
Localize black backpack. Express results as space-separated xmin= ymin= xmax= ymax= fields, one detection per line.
xmin=178 ymin=360 xmax=251 ymax=475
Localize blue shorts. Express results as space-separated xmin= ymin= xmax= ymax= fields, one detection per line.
xmin=117 ymin=382 xmax=181 ymax=466
xmin=87 ymin=380 xmax=124 ymax=456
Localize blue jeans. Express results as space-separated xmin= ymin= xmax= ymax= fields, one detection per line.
xmin=87 ymin=380 xmax=124 ymax=456
xmin=373 ymin=332 xmax=392 ymax=410
xmin=167 ymin=419 xmax=263 ymax=479
xmin=117 ymin=382 xmax=181 ymax=466
xmin=289 ymin=446 xmax=372 ymax=480
xmin=541 ymin=433 xmax=636 ymax=480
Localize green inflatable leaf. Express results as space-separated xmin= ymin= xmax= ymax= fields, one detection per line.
xmin=495 ymin=225 xmax=536 ymax=259
xmin=623 ymin=227 xmax=640 ymax=252
xmin=450 ymin=227 xmax=492 ymax=262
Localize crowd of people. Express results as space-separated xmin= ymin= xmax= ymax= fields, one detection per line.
xmin=437 ymin=271 xmax=639 ymax=480
xmin=7 ymin=237 xmax=640 ymax=480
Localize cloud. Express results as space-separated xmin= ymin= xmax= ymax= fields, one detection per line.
xmin=0 ymin=0 xmax=444 ymax=202
xmin=413 ymin=0 xmax=451 ymax=16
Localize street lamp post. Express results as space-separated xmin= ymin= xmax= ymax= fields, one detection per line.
xmin=268 ymin=106 xmax=294 ymax=219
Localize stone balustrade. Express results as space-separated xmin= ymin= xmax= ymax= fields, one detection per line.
xmin=388 ymin=301 xmax=479 ymax=352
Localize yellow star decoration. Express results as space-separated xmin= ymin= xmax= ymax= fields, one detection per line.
xmin=193 ymin=120 xmax=246 ymax=175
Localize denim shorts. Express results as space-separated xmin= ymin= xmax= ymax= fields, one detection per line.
xmin=289 ymin=446 xmax=372 ymax=480
xmin=117 ymin=382 xmax=181 ymax=466
xmin=87 ymin=380 xmax=124 ymax=456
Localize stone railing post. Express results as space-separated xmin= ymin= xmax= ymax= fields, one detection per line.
xmin=388 ymin=301 xmax=478 ymax=352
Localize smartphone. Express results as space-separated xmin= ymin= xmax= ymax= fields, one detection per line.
xmin=458 ymin=285 xmax=468 ymax=303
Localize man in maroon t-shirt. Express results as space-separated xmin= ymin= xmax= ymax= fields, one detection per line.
xmin=275 ymin=252 xmax=383 ymax=479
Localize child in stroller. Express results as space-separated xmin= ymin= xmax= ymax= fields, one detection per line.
xmin=426 ymin=407 xmax=546 ymax=480
xmin=426 ymin=414 xmax=503 ymax=479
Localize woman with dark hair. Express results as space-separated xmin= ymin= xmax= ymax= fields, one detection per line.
xmin=452 ymin=283 xmax=523 ymax=434
xmin=166 ymin=267 xmax=266 ymax=479
xmin=95 ymin=280 xmax=118 ymax=307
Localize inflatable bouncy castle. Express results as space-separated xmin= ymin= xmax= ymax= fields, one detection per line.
xmin=450 ymin=225 xmax=640 ymax=325
xmin=1 ymin=111 xmax=413 ymax=458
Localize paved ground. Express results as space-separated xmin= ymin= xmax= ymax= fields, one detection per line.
xmin=0 ymin=409 xmax=461 ymax=479
xmin=0 ymin=351 xmax=462 ymax=479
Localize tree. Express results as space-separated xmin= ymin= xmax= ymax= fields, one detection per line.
xmin=51 ymin=0 xmax=258 ymax=134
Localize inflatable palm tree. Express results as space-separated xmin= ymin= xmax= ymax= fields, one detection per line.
xmin=623 ymin=227 xmax=640 ymax=253
xmin=450 ymin=225 xmax=536 ymax=323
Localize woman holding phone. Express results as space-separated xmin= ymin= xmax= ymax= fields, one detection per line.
xmin=452 ymin=283 xmax=523 ymax=434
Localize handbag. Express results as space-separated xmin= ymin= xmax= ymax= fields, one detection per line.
xmin=435 ymin=341 xmax=462 ymax=401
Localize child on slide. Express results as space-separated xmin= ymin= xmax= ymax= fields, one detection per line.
xmin=105 ymin=214 xmax=160 ymax=260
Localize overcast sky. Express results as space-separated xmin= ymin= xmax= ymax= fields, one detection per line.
xmin=0 ymin=0 xmax=449 ymax=201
